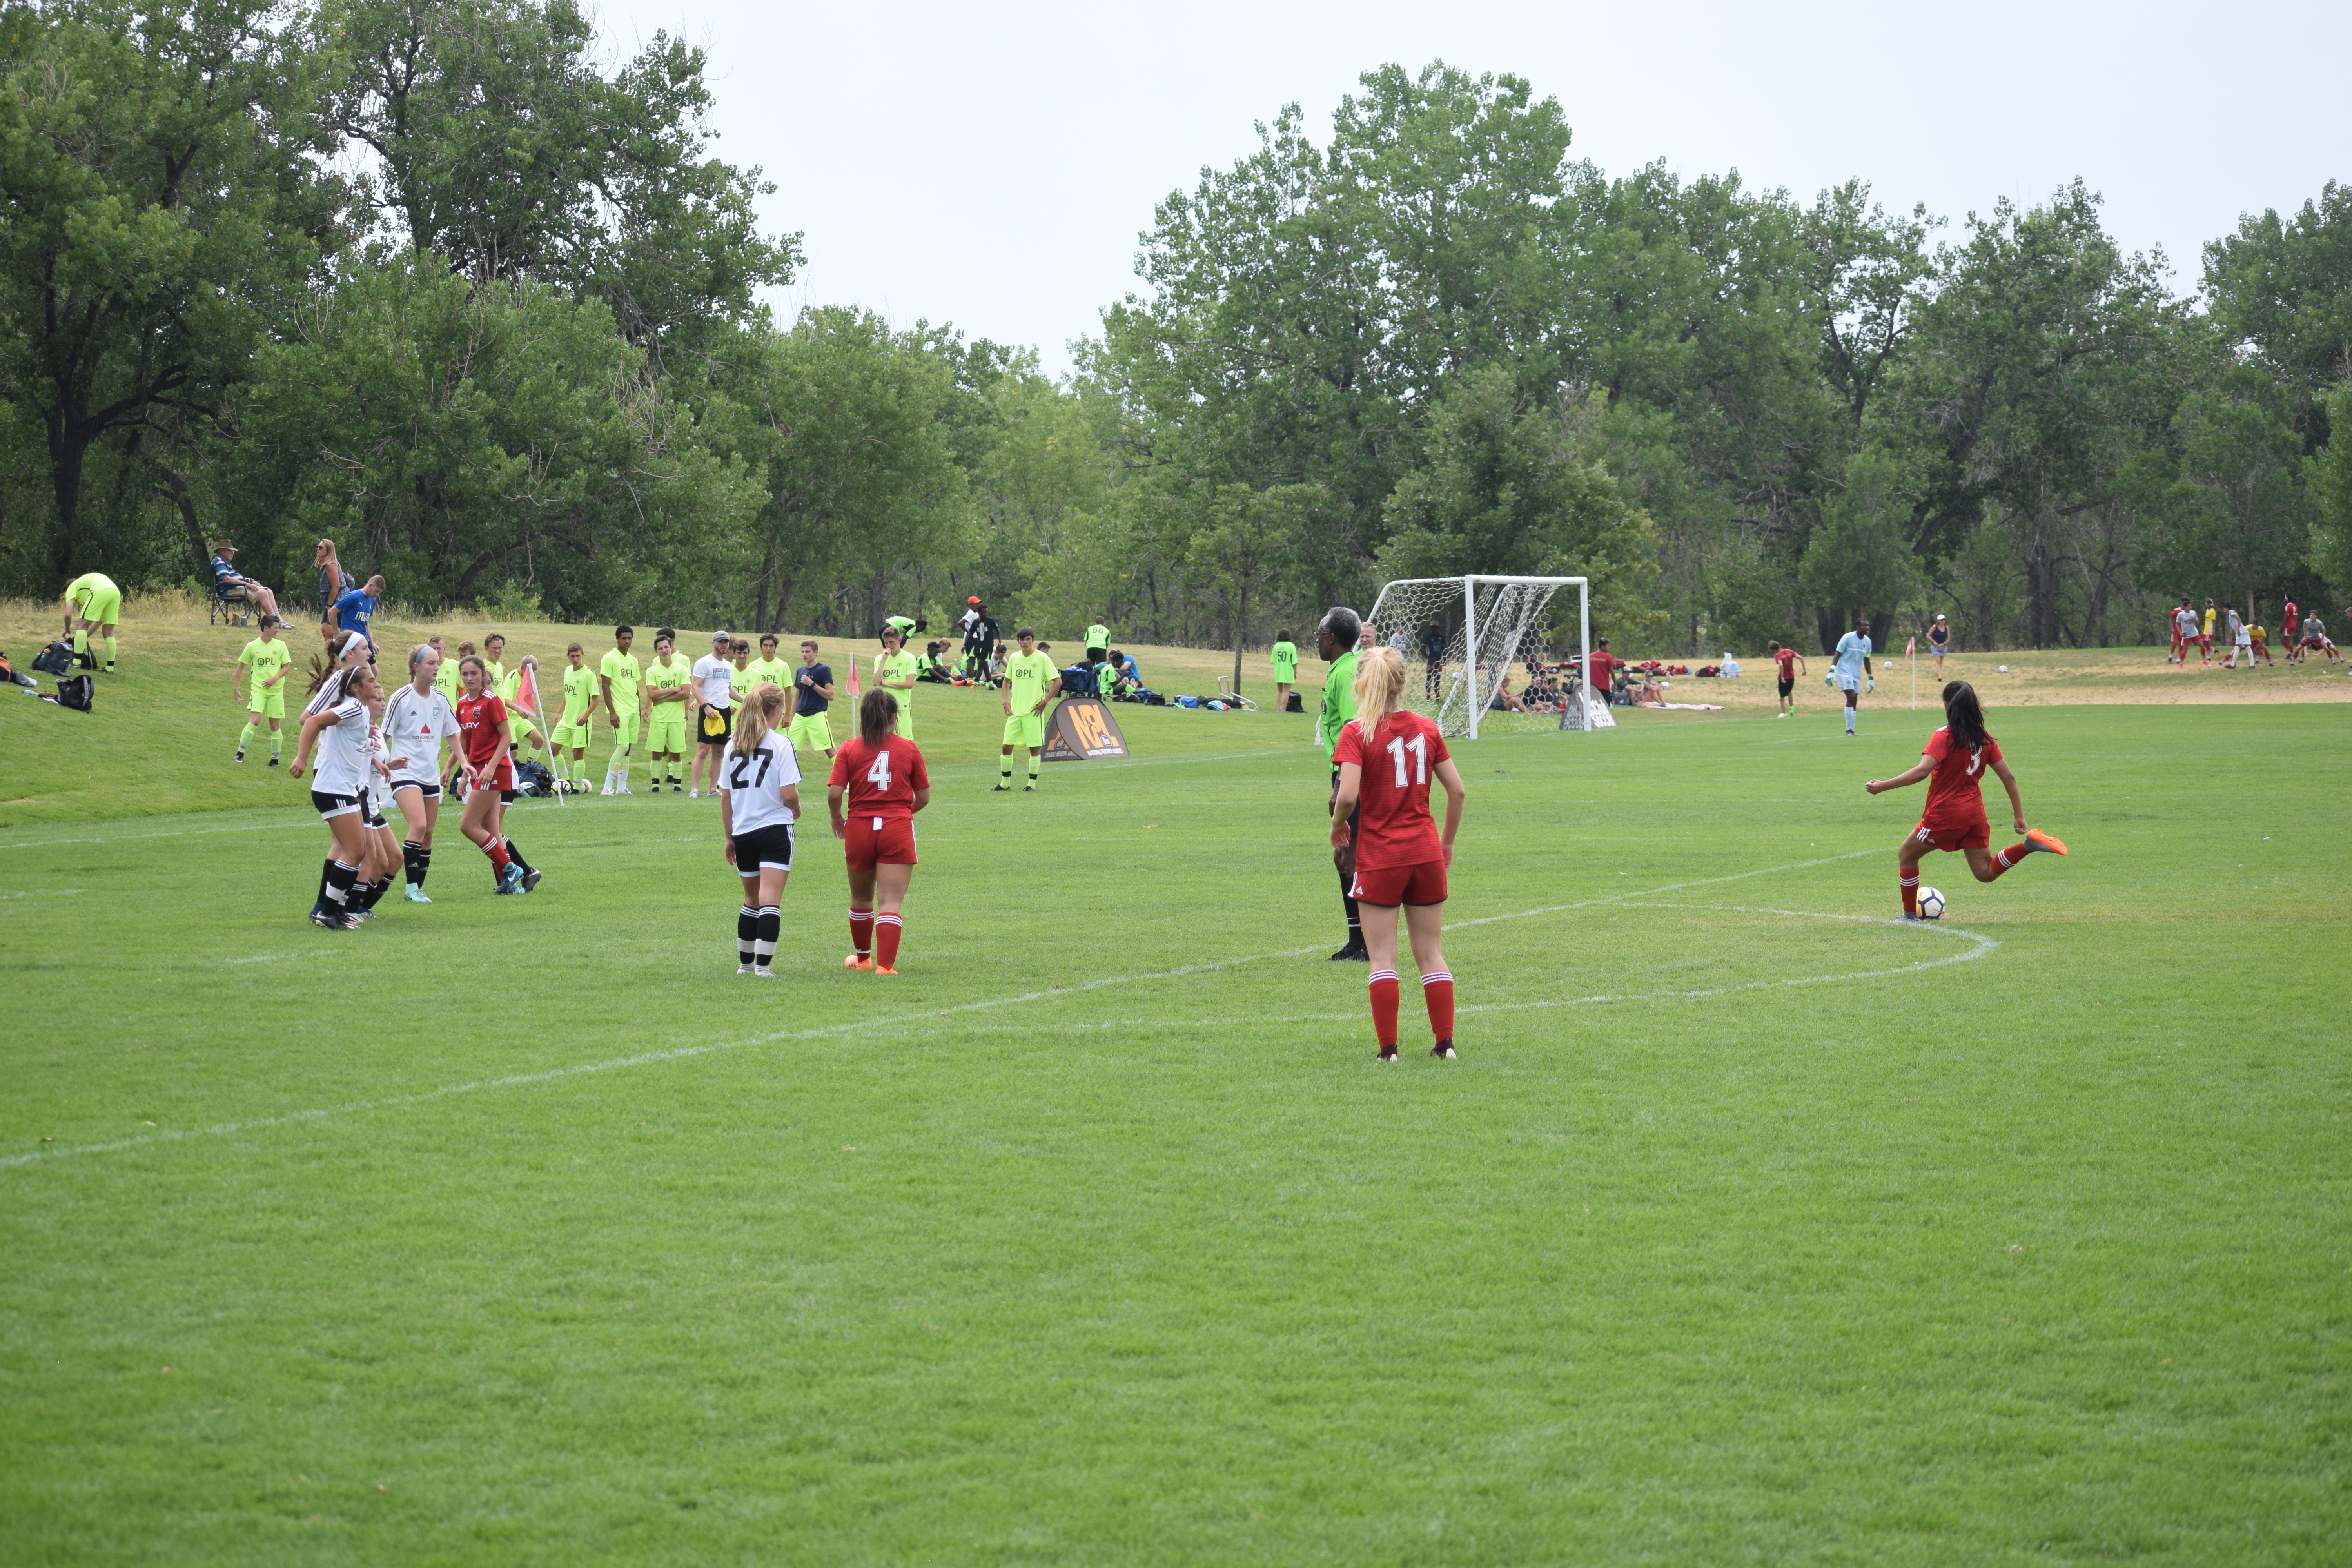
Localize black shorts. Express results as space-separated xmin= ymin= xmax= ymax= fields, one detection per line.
xmin=1086 ymin=646 xmax=1107 ymax=664
xmin=733 ymin=823 xmax=795 ymax=872
xmin=390 ymin=778 xmax=441 ymax=801
xmin=1777 ymin=677 xmax=1794 ymax=698
xmin=311 ymin=789 xmax=363 ymax=821
xmin=699 ymin=706 xmax=733 ymax=747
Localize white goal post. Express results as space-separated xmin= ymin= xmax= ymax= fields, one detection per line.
xmin=1359 ymin=574 xmax=1612 ymax=738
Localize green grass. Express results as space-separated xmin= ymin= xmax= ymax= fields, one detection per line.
xmin=1 ymin=655 xmax=2347 ymax=1563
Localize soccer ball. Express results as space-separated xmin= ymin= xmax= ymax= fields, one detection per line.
xmin=1917 ymin=886 xmax=1946 ymax=920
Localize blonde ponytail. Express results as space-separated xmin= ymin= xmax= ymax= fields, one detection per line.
xmin=731 ymin=682 xmax=787 ymax=758
xmin=1352 ymin=645 xmax=1408 ymax=740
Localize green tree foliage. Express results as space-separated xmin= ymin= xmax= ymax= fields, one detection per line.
xmin=1798 ymin=450 xmax=1919 ymax=632
xmin=2308 ymin=385 xmax=2352 ymax=588
xmin=2205 ymin=183 xmax=2352 ymax=398
xmin=0 ymin=0 xmax=337 ymax=584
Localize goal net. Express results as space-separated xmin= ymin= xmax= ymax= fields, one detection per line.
xmin=1359 ymin=575 xmax=1611 ymax=737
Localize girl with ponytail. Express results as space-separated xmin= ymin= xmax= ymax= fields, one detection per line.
xmin=718 ymin=684 xmax=801 ymax=976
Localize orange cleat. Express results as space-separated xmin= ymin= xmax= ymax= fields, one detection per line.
xmin=2025 ymin=828 xmax=2069 ymax=856
xmin=874 ymin=965 xmax=898 ymax=976
xmin=844 ymin=953 xmax=873 ymax=971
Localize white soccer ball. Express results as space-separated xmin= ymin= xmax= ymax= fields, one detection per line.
xmin=1997 ymin=664 xmax=2009 ymax=672
xmin=1918 ymin=886 xmax=1946 ymax=920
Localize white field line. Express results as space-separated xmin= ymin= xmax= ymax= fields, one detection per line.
xmin=6 ymin=848 xmax=1888 ymax=1171
xmin=0 ymin=888 xmax=85 ymax=898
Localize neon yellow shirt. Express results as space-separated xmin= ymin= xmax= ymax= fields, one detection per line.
xmin=238 ymin=637 xmax=291 ymax=691
xmin=433 ymin=658 xmax=462 ymax=708
xmin=745 ymin=656 xmax=792 ymax=693
xmin=1270 ymin=640 xmax=1298 ymax=681
xmin=599 ymin=648 xmax=642 ymax=711
xmin=1085 ymin=622 xmax=1110 ymax=648
xmin=1004 ymin=650 xmax=1058 ymax=714
xmin=560 ymin=662 xmax=599 ymax=722
xmin=641 ymin=654 xmax=689 ymax=713
xmin=66 ymin=572 xmax=118 ymax=606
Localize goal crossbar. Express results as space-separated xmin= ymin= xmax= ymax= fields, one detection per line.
xmin=1360 ymin=574 xmax=1597 ymax=739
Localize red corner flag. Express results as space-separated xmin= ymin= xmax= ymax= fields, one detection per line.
xmin=511 ymin=660 xmax=543 ymax=722
xmin=1905 ymin=637 xmax=1916 ymax=656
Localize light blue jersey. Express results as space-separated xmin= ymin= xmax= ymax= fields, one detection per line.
xmin=1832 ymin=631 xmax=1872 ymax=689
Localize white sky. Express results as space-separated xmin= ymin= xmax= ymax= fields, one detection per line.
xmin=594 ymin=0 xmax=2352 ymax=378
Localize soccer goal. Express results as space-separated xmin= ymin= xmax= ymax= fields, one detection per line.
xmin=1360 ymin=574 xmax=1611 ymax=738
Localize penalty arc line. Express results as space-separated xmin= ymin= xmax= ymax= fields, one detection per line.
xmin=6 ymin=846 xmax=1889 ymax=1171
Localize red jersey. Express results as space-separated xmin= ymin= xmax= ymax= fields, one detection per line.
xmin=1773 ymin=647 xmax=1797 ymax=679
xmin=1586 ymin=650 xmax=1617 ymax=689
xmin=1919 ymin=725 xmax=2003 ymax=826
xmin=2283 ymin=602 xmax=2299 ymax=633
xmin=454 ymin=692 xmax=509 ymax=768
xmin=829 ymin=735 xmax=928 ymax=820
xmin=1332 ymin=710 xmax=1450 ymax=869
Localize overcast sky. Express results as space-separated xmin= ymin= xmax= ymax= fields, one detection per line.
xmin=595 ymin=0 xmax=2350 ymax=377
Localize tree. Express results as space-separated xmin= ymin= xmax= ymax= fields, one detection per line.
xmin=2308 ymin=384 xmax=2352 ymax=589
xmin=1186 ymin=482 xmax=1317 ymax=689
xmin=0 ymin=0 xmax=336 ymax=586
xmin=1799 ymin=450 xmax=1919 ymax=642
xmin=2205 ymin=182 xmax=2352 ymax=397
xmin=2145 ymin=367 xmax=2313 ymax=616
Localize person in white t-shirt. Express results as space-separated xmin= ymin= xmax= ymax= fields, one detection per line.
xmin=717 ymin=684 xmax=802 ymax=975
xmin=689 ymin=630 xmax=737 ymax=797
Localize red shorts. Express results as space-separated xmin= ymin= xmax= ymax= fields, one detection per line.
xmin=468 ymin=757 xmax=514 ymax=794
xmin=1349 ymin=858 xmax=1448 ymax=906
xmin=1911 ymin=814 xmax=1989 ymax=853
xmin=844 ymin=813 xmax=917 ymax=871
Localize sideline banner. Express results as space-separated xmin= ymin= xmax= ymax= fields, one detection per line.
xmin=1041 ymin=696 xmax=1129 ymax=760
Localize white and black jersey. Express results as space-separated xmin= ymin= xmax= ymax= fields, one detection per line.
xmin=720 ymin=733 xmax=802 ymax=834
xmin=383 ymin=684 xmax=459 ymax=787
xmin=310 ymin=696 xmax=373 ymax=797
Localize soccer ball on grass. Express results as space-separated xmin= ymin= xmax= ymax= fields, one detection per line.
xmin=1917 ymin=887 xmax=1946 ymax=920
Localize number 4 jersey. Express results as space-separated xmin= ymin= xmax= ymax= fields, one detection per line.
xmin=719 ymin=733 xmax=804 ymax=833
xmin=829 ymin=736 xmax=928 ymax=820
xmin=1331 ymin=710 xmax=1450 ymax=869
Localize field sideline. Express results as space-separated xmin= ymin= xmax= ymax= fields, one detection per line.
xmin=2 ymin=618 xmax=2348 ymax=1562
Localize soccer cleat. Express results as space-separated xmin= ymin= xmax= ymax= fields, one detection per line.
xmin=1330 ymin=940 xmax=1368 ymax=962
xmin=688 ymin=788 xmax=699 ymax=798
xmin=2025 ymin=828 xmax=2069 ymax=856
xmin=497 ymin=863 xmax=525 ymax=894
xmin=520 ymin=866 xmax=543 ymax=892
xmin=310 ymin=907 xmax=359 ymax=929
xmin=234 ymin=750 xmax=245 ymax=762
xmin=1376 ymin=1047 xmax=1398 ymax=1062
xmin=752 ymin=966 xmax=775 ymax=978
xmin=350 ymin=906 xmax=376 ymax=921
xmin=601 ymin=783 xmax=614 ymax=797
xmin=404 ymin=884 xmax=432 ymax=903
xmin=1022 ymin=784 xmax=1035 ymax=793
xmin=991 ymin=783 xmax=1011 ymax=792
xmin=737 ymin=963 xmax=755 ymax=975
xmin=845 ymin=953 xmax=873 ymax=971
xmin=268 ymin=757 xmax=279 ymax=767
xmin=1432 ymin=1040 xmax=1456 ymax=1059
xmin=875 ymin=965 xmax=898 ymax=976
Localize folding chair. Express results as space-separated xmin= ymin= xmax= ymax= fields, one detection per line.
xmin=209 ymin=580 xmax=252 ymax=627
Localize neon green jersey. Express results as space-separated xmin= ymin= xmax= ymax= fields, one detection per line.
xmin=1270 ymin=641 xmax=1298 ymax=681
xmin=745 ymin=656 xmax=792 ymax=693
xmin=560 ymin=661 xmax=599 ymax=722
xmin=238 ymin=637 xmax=291 ymax=691
xmin=433 ymin=658 xmax=462 ymax=708
xmin=1004 ymin=650 xmax=1057 ymax=713
xmin=1319 ymin=649 xmax=1359 ymax=760
xmin=874 ymin=649 xmax=917 ymax=691
xmin=599 ymin=648 xmax=641 ymax=709
xmin=1085 ymin=622 xmax=1110 ymax=648
xmin=641 ymin=654 xmax=690 ymax=709
xmin=66 ymin=572 xmax=118 ymax=605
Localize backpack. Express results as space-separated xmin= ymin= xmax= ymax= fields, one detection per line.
xmin=1283 ymin=691 xmax=1305 ymax=713
xmin=53 ymin=673 xmax=94 ymax=711
xmin=514 ymin=759 xmax=557 ymax=797
xmin=32 ymin=639 xmax=75 ymax=675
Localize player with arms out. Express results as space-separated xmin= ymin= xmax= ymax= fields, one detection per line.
xmin=717 ymin=683 xmax=800 ymax=977
xmin=234 ymin=613 xmax=294 ymax=762
xmin=1831 ymin=616 xmax=1873 ymax=734
xmin=1330 ymin=647 xmax=1468 ymax=1061
xmin=995 ymin=628 xmax=1060 ymax=792
xmin=1866 ymin=679 xmax=2067 ymax=919
xmin=830 ymin=689 xmax=931 ymax=974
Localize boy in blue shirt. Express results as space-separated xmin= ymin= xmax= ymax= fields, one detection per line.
xmin=334 ymin=575 xmax=386 ymax=648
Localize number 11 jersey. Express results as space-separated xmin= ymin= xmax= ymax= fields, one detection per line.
xmin=1331 ymin=710 xmax=1450 ymax=869
xmin=720 ymin=733 xmax=803 ymax=834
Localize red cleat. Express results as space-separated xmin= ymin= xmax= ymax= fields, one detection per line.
xmin=844 ymin=953 xmax=873 ymax=971
xmin=2025 ymin=828 xmax=2069 ymax=857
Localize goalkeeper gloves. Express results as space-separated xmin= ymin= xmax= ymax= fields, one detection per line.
xmin=1866 ymin=675 xmax=1875 ymax=693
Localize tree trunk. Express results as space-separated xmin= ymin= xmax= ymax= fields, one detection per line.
xmin=1231 ymin=583 xmax=1249 ymax=692
xmin=44 ymin=414 xmax=90 ymax=588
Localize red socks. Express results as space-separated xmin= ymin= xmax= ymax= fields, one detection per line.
xmin=1900 ymin=869 xmax=1919 ymax=914
xmin=848 ymin=906 xmax=873 ymax=958
xmin=875 ymin=913 xmax=903 ymax=971
xmin=1991 ymin=843 xmax=2027 ymax=877
xmin=482 ymin=837 xmax=511 ymax=869
xmin=1421 ymin=971 xmax=1454 ymax=1041
xmin=1368 ymin=970 xmax=1400 ymax=1049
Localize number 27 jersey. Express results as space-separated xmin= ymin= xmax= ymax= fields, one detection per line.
xmin=720 ymin=734 xmax=803 ymax=834
xmin=1332 ymin=710 xmax=1450 ymax=869
xmin=829 ymin=736 xmax=927 ymax=821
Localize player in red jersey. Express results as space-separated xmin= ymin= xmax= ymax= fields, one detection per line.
xmin=1329 ymin=647 xmax=1468 ymax=1061
xmin=829 ymin=688 xmax=930 ymax=974
xmin=453 ymin=655 xmax=527 ymax=894
xmin=2281 ymin=599 xmax=2300 ymax=662
xmin=1866 ymin=680 xmax=2066 ymax=918
xmin=1768 ymin=640 xmax=1806 ymax=717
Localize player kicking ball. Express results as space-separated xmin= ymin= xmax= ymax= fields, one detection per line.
xmin=1329 ymin=647 xmax=1468 ymax=1061
xmin=830 ymin=689 xmax=929 ymax=973
xmin=1866 ymin=679 xmax=2067 ymax=919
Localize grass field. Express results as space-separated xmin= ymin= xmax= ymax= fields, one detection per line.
xmin=2 ymin=610 xmax=2348 ymax=1563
